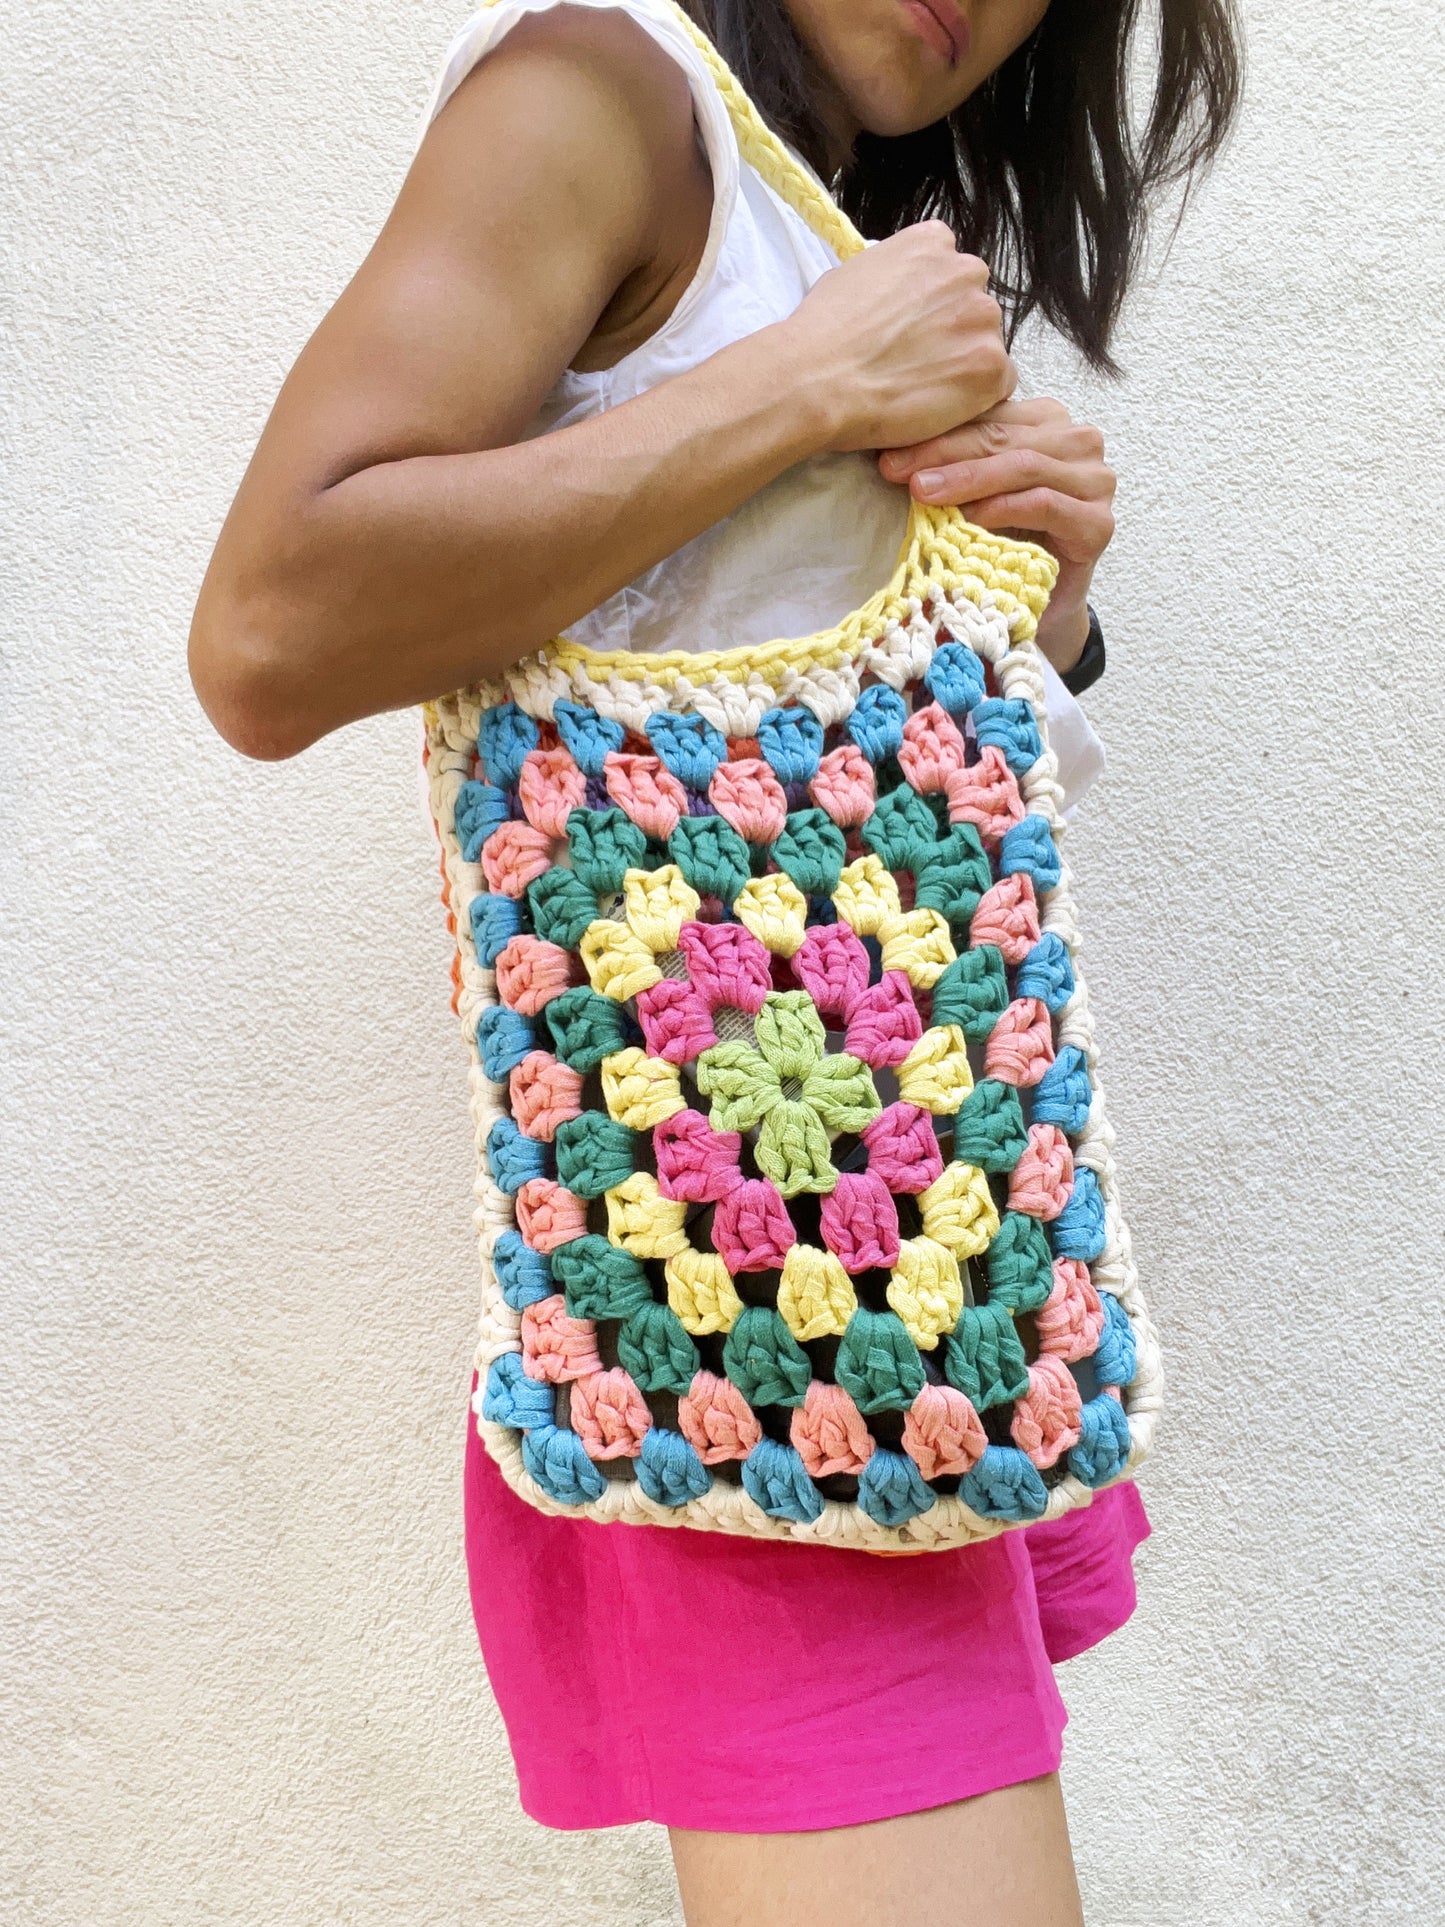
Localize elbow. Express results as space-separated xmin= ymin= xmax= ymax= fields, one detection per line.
xmin=188 ymin=581 xmax=329 ymax=763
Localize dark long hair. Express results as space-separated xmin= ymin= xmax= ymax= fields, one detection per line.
xmin=685 ymin=0 xmax=1242 ymax=372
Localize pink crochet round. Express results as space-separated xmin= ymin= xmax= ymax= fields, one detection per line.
xmin=636 ymin=978 xmax=717 ymax=1066
xmin=846 ymin=971 xmax=924 ymax=1069
xmin=899 ymin=702 xmax=969 ymax=793
xmin=604 ymin=752 xmax=688 ymax=838
xmin=792 ymin=921 xmax=871 ymax=1018
xmin=678 ymin=1371 xmax=764 ymax=1464
xmin=570 ymin=1367 xmax=652 ymax=1459
xmin=944 ymin=745 xmax=1026 ymax=849
xmin=709 ymin=757 xmax=788 ymax=842
xmin=678 ymin=919 xmax=772 ymax=1013
xmin=514 ymin=1179 xmax=588 ymax=1255
xmin=654 ymin=1108 xmax=744 ymax=1204
xmin=862 ymin=1103 xmax=944 ymax=1194
xmin=1008 ymin=1124 xmax=1075 ymax=1219
xmin=508 ymin=1052 xmax=584 ymax=1142
xmin=494 ymin=936 xmax=572 ymax=1016
xmin=901 ymin=1384 xmax=987 ymax=1480
xmin=712 ymin=1178 xmax=796 ymax=1272
xmin=983 ymin=997 xmax=1057 ymax=1087
xmin=809 ymin=742 xmax=875 ymax=827
xmin=482 ymin=819 xmax=554 ymax=898
xmin=518 ymin=745 xmax=586 ymax=837
xmin=1034 ymin=1258 xmax=1106 ymax=1363
xmin=790 ymin=1381 xmax=876 ymax=1477
xmin=1011 ymin=1356 xmax=1084 ymax=1469
xmin=821 ymin=1172 xmax=900 ymax=1273
xmin=519 ymin=1296 xmax=603 ymax=1384
xmin=970 ymin=873 xmax=1042 ymax=964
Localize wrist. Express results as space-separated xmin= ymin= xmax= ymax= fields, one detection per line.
xmin=750 ymin=316 xmax=851 ymax=456
xmin=1035 ymin=596 xmax=1091 ymax=674
xmin=1059 ymin=607 xmax=1106 ymax=695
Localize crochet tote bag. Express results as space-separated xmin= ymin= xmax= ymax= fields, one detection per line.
xmin=425 ymin=3 xmax=1161 ymax=1553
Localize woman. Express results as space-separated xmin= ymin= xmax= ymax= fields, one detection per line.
xmin=190 ymin=1 xmax=1239 ymax=1919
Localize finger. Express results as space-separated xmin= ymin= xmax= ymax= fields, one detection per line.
xmin=880 ymin=397 xmax=1067 ymax=472
xmin=878 ymin=415 xmax=1024 ymax=479
xmin=909 ymin=446 xmax=1115 ymax=506
xmin=880 ymin=410 xmax=1099 ymax=482
xmin=963 ymin=490 xmax=1116 ymax=563
xmin=976 ymin=395 xmax=1070 ymax=427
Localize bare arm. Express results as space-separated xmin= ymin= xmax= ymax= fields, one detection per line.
xmin=190 ymin=9 xmax=1015 ymax=759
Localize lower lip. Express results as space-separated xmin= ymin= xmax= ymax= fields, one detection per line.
xmin=900 ymin=0 xmax=959 ymax=65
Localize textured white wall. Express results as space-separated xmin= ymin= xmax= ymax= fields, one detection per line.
xmin=4 ymin=1 xmax=1443 ymax=1921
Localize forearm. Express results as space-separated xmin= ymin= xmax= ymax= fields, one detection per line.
xmin=193 ymin=321 xmax=833 ymax=758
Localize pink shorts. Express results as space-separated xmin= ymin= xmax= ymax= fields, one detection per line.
xmin=463 ymin=1402 xmax=1150 ymax=1832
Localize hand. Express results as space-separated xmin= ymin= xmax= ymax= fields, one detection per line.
xmin=780 ymin=221 xmax=1017 ymax=455
xmin=877 ymin=398 xmax=1116 ymax=673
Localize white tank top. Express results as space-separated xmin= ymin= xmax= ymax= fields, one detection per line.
xmin=421 ymin=0 xmax=1103 ymax=805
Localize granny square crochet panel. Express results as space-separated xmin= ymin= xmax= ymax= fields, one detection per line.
xmin=422 ymin=1 xmax=1161 ymax=1552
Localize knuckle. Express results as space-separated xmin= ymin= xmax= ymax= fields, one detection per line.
xmin=1056 ymin=424 xmax=1093 ymax=459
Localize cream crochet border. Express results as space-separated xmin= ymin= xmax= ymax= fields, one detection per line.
xmin=420 ymin=0 xmax=1163 ymax=1549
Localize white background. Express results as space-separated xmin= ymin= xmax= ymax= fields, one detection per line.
xmin=4 ymin=2 xmax=1444 ymax=1921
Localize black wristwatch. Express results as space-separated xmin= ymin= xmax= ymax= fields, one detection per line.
xmin=1059 ymin=605 xmax=1106 ymax=696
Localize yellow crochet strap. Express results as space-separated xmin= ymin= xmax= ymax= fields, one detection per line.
xmin=661 ymin=0 xmax=867 ymax=263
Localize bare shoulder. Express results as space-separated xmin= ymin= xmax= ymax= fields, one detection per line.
xmin=411 ymin=4 xmax=705 ymax=277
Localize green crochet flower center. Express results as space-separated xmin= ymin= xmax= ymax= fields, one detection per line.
xmin=694 ymin=991 xmax=881 ymax=1196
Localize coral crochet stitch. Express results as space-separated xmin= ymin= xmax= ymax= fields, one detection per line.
xmin=424 ymin=0 xmax=1160 ymax=1554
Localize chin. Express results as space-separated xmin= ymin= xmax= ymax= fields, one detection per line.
xmin=837 ymin=47 xmax=957 ymax=137
xmin=852 ymin=92 xmax=947 ymax=138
